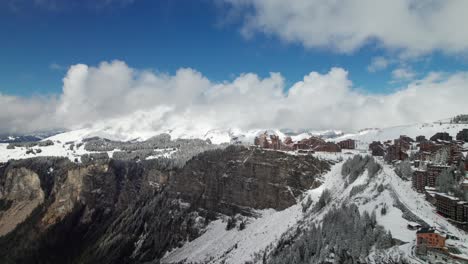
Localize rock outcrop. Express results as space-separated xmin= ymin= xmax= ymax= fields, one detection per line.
xmin=0 ymin=167 xmax=44 ymax=236
xmin=0 ymin=146 xmax=330 ymax=263
xmin=170 ymin=145 xmax=330 ymax=215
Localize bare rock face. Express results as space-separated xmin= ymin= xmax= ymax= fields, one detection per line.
xmin=40 ymin=164 xmax=109 ymax=229
xmin=0 ymin=167 xmax=44 ymax=236
xmin=170 ymin=145 xmax=330 ymax=215
xmin=0 ymin=146 xmax=330 ymax=264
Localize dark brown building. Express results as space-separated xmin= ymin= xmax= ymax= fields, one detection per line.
xmin=456 ymin=201 xmax=468 ymax=223
xmin=448 ymin=143 xmax=463 ymax=166
xmin=419 ymin=140 xmax=438 ymax=152
xmin=416 ymin=135 xmax=426 ymax=142
xmin=269 ymin=135 xmax=282 ymax=150
xmin=412 ymin=170 xmax=428 ymax=192
xmin=254 ymin=132 xmax=270 ymax=148
xmin=385 ymin=144 xmax=409 ymax=162
xmin=293 ymin=142 xmax=308 ymax=150
xmin=400 ymin=135 xmax=415 ymax=143
xmin=337 ymin=139 xmax=356 ymax=150
xmin=314 ymin=142 xmax=342 ymax=153
xmin=435 ymin=193 xmax=459 ymax=220
xmin=430 ymin=132 xmax=453 ymax=142
xmin=456 ymin=129 xmax=468 ymax=142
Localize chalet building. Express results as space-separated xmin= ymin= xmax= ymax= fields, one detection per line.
xmin=456 ymin=201 xmax=468 ymax=223
xmin=313 ymin=142 xmax=342 ymax=153
xmin=269 ymin=135 xmax=281 ymax=150
xmin=369 ymin=141 xmax=382 ymax=150
xmin=416 ymin=228 xmax=446 ymax=249
xmin=430 ymin=132 xmax=453 ymax=142
xmin=416 ymin=227 xmax=468 ymax=262
xmin=419 ymin=140 xmax=438 ymax=153
xmin=456 ymin=129 xmax=468 ymax=142
xmin=416 ymin=135 xmax=426 ymax=142
xmin=337 ymin=139 xmax=356 ymax=150
xmin=425 ymin=187 xmax=438 ymax=205
xmin=435 ymin=193 xmax=460 ymax=220
xmin=302 ymin=137 xmax=326 ymax=149
xmin=254 ymin=132 xmax=270 ymax=148
xmin=427 ymin=164 xmax=450 ymax=188
xmin=395 ymin=138 xmax=411 ymax=152
xmin=293 ymin=142 xmax=308 ymax=150
xmin=448 ymin=143 xmax=463 ymax=166
xmin=371 ymin=145 xmax=385 ymax=156
xmin=413 ymin=170 xmax=428 ymax=192
xmin=400 ymin=135 xmax=415 ymax=144
xmin=284 ymin=136 xmax=293 ymax=145
xmin=384 ymin=144 xmax=408 ymax=162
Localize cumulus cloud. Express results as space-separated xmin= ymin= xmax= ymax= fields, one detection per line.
xmin=391 ymin=67 xmax=416 ymax=82
xmin=1 ymin=60 xmax=468 ymax=134
xmin=224 ymin=0 xmax=468 ymax=56
xmin=0 ymin=93 xmax=58 ymax=134
xmin=367 ymin=57 xmax=390 ymax=72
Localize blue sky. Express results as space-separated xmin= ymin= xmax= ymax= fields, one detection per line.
xmin=1 ymin=0 xmax=468 ymax=134
xmin=1 ymin=0 xmax=466 ymax=97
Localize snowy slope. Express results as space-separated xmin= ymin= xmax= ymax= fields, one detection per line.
xmin=1 ymin=117 xmax=467 ymax=163
xmin=334 ymin=122 xmax=468 ymax=148
xmin=161 ymin=153 xmax=468 ymax=264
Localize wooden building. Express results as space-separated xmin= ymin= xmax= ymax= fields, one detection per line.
xmin=456 ymin=129 xmax=468 ymax=142
xmin=430 ymin=132 xmax=453 ymax=142
xmin=435 ymin=193 xmax=460 ymax=220
xmin=416 ymin=135 xmax=426 ymax=142
xmin=412 ymin=170 xmax=428 ymax=193
xmin=314 ymin=142 xmax=341 ymax=153
xmin=337 ymin=139 xmax=356 ymax=150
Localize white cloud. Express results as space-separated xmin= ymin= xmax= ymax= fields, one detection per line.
xmin=0 ymin=93 xmax=58 ymax=134
xmin=225 ymin=0 xmax=468 ymax=56
xmin=49 ymin=63 xmax=65 ymax=71
xmin=1 ymin=60 xmax=468 ymax=134
xmin=391 ymin=67 xmax=416 ymax=81
xmin=367 ymin=57 xmax=390 ymax=72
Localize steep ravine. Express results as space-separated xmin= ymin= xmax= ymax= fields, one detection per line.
xmin=0 ymin=146 xmax=330 ymax=264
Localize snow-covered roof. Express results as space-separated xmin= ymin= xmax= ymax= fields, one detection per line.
xmin=435 ymin=192 xmax=460 ymax=201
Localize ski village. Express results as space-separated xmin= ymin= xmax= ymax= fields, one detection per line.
xmin=251 ymin=122 xmax=468 ymax=263
xmin=1 ymin=117 xmax=468 ymax=263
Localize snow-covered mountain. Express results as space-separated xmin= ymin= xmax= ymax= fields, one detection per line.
xmin=1 ymin=116 xmax=467 ymax=163
xmin=1 ymin=116 xmax=468 ymax=263
xmin=334 ymin=121 xmax=468 ymax=146
xmin=161 ymin=153 xmax=468 ymax=263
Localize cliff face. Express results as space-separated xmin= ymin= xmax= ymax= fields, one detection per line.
xmin=0 ymin=146 xmax=330 ymax=264
xmin=170 ymin=146 xmax=330 ymax=215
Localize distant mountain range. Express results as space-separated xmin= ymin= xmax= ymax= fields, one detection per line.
xmin=0 ymin=130 xmax=64 ymax=143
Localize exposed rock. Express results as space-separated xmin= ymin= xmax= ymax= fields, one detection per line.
xmin=0 ymin=167 xmax=44 ymax=236
xmin=0 ymin=146 xmax=330 ymax=263
xmin=170 ymin=145 xmax=330 ymax=215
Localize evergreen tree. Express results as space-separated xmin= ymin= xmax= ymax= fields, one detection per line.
xmin=436 ymin=169 xmax=456 ymax=193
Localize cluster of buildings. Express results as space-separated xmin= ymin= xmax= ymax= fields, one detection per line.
xmin=416 ymin=227 xmax=468 ymax=263
xmin=368 ymin=135 xmax=414 ymax=161
xmin=367 ymin=130 xmax=468 ymax=238
xmin=408 ymin=132 xmax=468 ymax=232
xmin=369 ymin=130 xmax=468 ymax=168
xmin=253 ymin=132 xmax=356 ymax=153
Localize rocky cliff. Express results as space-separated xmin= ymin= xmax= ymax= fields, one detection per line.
xmin=0 ymin=145 xmax=330 ymax=264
